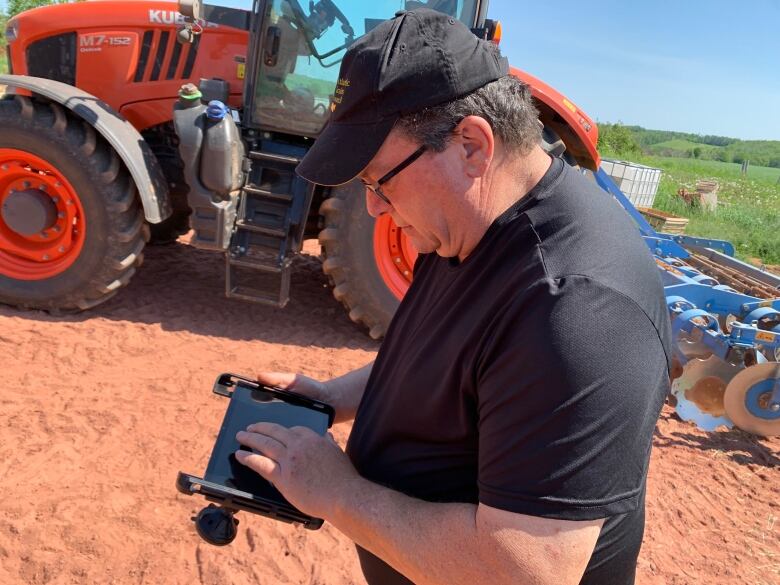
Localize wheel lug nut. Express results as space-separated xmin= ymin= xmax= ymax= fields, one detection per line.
xmin=23 ymin=181 xmax=31 ymax=188
xmin=58 ymin=246 xmax=65 ymax=253
xmin=40 ymin=231 xmax=49 ymax=238
xmin=53 ymin=226 xmax=61 ymax=233
xmin=1 ymin=164 xmax=8 ymax=171
xmin=394 ymin=257 xmax=401 ymax=263
xmin=52 ymin=196 xmax=59 ymax=203
xmin=58 ymin=212 xmax=65 ymax=218
xmin=42 ymin=254 xmax=50 ymax=260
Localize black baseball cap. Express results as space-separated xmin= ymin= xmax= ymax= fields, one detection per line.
xmin=295 ymin=8 xmax=509 ymax=186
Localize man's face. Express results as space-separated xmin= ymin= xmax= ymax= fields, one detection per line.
xmin=358 ymin=128 xmax=473 ymax=258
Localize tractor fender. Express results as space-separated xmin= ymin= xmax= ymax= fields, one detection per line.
xmin=510 ymin=67 xmax=601 ymax=171
xmin=0 ymin=74 xmax=171 ymax=223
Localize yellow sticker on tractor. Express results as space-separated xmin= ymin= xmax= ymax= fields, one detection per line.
xmin=756 ymin=331 xmax=775 ymax=342
xmin=237 ymin=63 xmax=245 ymax=80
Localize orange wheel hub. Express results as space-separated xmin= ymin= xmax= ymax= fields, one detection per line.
xmin=373 ymin=215 xmax=418 ymax=300
xmin=0 ymin=149 xmax=86 ymax=280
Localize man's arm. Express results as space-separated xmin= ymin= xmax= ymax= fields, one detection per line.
xmin=236 ymin=423 xmax=602 ymax=585
xmin=330 ymin=474 xmax=603 ymax=585
xmin=322 ymin=361 xmax=373 ymax=424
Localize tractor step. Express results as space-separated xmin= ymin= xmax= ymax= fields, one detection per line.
xmin=225 ymin=143 xmax=313 ymax=307
xmin=234 ymin=220 xmax=287 ymax=238
xmin=242 ymin=185 xmax=293 ymax=203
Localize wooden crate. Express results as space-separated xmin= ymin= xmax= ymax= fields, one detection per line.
xmin=637 ymin=207 xmax=690 ymax=235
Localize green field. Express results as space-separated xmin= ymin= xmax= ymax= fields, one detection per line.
xmin=635 ymin=155 xmax=780 ymax=264
xmin=642 ymin=156 xmax=780 ymax=183
xmin=0 ymin=51 xmax=7 ymax=74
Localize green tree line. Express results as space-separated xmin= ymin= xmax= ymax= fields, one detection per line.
xmin=599 ymin=122 xmax=780 ymax=167
xmin=5 ymin=0 xmax=66 ymax=18
xmin=625 ymin=127 xmax=739 ymax=148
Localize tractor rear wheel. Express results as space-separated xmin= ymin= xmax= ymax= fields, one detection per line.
xmin=0 ymin=96 xmax=147 ymax=311
xmin=318 ymin=126 xmax=581 ymax=339
xmin=319 ymin=181 xmax=412 ymax=339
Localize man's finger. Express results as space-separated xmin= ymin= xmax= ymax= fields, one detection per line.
xmin=236 ymin=430 xmax=287 ymax=458
xmin=235 ymin=450 xmax=280 ymax=480
xmin=256 ymin=371 xmax=297 ymax=388
xmin=245 ymin=421 xmax=291 ymax=444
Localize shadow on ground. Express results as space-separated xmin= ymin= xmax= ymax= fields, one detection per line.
xmin=653 ymin=411 xmax=780 ymax=468
xmin=0 ymin=242 xmax=382 ymax=351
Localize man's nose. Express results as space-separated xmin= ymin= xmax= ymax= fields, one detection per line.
xmin=365 ymin=189 xmax=390 ymax=218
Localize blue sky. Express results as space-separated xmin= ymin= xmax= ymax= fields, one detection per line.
xmin=493 ymin=0 xmax=780 ymax=141
xmin=3 ymin=0 xmax=778 ymax=140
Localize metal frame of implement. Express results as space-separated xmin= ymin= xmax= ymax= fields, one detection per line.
xmin=593 ymin=169 xmax=780 ymax=433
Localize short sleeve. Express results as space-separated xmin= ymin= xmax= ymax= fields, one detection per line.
xmin=476 ymin=275 xmax=669 ymax=520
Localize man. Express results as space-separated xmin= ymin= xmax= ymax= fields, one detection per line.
xmin=235 ymin=9 xmax=671 ymax=585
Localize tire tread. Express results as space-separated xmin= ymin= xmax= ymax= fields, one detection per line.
xmin=0 ymin=96 xmax=145 ymax=312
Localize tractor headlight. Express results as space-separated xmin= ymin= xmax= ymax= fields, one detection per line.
xmin=5 ymin=20 xmax=19 ymax=43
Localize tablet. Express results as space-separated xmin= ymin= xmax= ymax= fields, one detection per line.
xmin=206 ymin=380 xmax=330 ymax=496
xmin=177 ymin=373 xmax=335 ymax=530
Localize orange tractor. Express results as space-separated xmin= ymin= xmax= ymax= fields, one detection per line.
xmin=1 ymin=0 xmax=599 ymax=337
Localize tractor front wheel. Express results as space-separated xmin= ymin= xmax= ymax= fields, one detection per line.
xmin=0 ymin=96 xmax=146 ymax=311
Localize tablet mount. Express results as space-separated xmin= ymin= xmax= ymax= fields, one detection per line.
xmin=194 ymin=504 xmax=240 ymax=546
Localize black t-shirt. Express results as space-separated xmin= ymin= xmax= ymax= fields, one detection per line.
xmin=345 ymin=157 xmax=672 ymax=585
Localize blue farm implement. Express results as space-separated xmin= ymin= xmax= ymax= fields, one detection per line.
xmin=595 ymin=169 xmax=780 ymax=437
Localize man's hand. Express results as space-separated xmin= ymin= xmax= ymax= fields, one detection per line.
xmin=235 ymin=422 xmax=359 ymax=519
xmin=256 ymin=363 xmax=374 ymax=424
xmin=256 ymin=372 xmax=328 ymax=401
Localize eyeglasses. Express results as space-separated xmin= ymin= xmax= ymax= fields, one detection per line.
xmin=361 ymin=145 xmax=427 ymax=205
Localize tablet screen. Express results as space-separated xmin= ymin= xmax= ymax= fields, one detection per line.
xmin=204 ymin=384 xmax=330 ymax=500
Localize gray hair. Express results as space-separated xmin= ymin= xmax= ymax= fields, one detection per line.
xmin=396 ymin=75 xmax=542 ymax=154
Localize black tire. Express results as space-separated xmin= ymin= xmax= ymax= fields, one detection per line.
xmin=318 ymin=181 xmax=399 ymax=339
xmin=0 ymin=95 xmax=147 ymax=311
xmin=142 ymin=123 xmax=191 ymax=244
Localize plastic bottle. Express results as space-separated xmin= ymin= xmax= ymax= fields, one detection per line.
xmin=173 ymin=83 xmax=207 ymax=191
xmin=200 ymin=100 xmax=243 ymax=196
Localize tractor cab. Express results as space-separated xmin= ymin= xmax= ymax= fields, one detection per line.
xmin=246 ymin=0 xmax=485 ymax=137
xmin=173 ymin=0 xmax=494 ymax=314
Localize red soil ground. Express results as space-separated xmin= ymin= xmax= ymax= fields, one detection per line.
xmin=1 ymin=241 xmax=777 ymax=584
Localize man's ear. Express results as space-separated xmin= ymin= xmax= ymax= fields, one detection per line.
xmin=455 ymin=116 xmax=494 ymax=178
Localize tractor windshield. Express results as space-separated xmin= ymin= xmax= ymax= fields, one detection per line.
xmin=251 ymin=0 xmax=481 ymax=136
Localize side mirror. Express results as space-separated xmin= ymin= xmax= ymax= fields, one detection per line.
xmin=177 ymin=0 xmax=204 ymax=45
xmin=178 ymin=0 xmax=203 ymax=20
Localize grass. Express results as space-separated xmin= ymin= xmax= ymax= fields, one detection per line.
xmin=633 ymin=154 xmax=780 ymax=264
xmin=642 ymin=156 xmax=780 ymax=183
xmin=0 ymin=50 xmax=7 ymax=74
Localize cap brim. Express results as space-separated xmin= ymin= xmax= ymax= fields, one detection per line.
xmin=295 ymin=116 xmax=398 ymax=186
